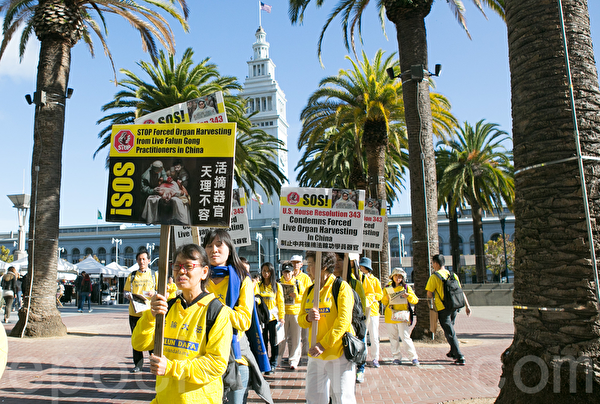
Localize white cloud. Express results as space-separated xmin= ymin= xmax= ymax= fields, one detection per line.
xmin=0 ymin=30 xmax=39 ymax=81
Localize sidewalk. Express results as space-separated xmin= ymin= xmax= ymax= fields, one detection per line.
xmin=0 ymin=304 xmax=513 ymax=403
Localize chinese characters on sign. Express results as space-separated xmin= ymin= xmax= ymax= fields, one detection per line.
xmin=362 ymin=198 xmax=387 ymax=251
xmin=106 ymin=122 xmax=236 ymax=227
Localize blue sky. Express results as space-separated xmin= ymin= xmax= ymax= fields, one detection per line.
xmin=0 ymin=1 xmax=598 ymax=232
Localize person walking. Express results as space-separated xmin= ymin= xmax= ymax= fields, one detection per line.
xmin=279 ymin=262 xmax=302 ymax=369
xmin=359 ymin=257 xmax=382 ymax=368
xmin=203 ymin=229 xmax=273 ymax=404
xmin=299 ymin=251 xmax=356 ymax=404
xmin=382 ymin=267 xmax=419 ymax=365
xmin=426 ymin=254 xmax=471 ymax=365
xmin=132 ymin=244 xmax=232 ymax=403
xmin=1 ymin=267 xmax=19 ymax=323
xmin=124 ymin=249 xmax=156 ymax=373
xmin=290 ymin=254 xmax=312 ymax=361
xmin=255 ymin=262 xmax=285 ymax=373
xmin=77 ymin=272 xmax=93 ymax=313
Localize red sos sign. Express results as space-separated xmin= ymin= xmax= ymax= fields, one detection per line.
xmin=287 ymin=192 xmax=300 ymax=205
xmin=114 ymin=130 xmax=135 ymax=153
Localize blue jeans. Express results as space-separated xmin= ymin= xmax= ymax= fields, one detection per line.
xmin=78 ymin=292 xmax=91 ymax=311
xmin=226 ymin=364 xmax=249 ymax=404
xmin=438 ymin=308 xmax=463 ymax=358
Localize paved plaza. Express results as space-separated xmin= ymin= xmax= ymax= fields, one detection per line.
xmin=1 ymin=303 xmax=513 ymax=403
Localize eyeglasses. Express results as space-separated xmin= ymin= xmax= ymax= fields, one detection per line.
xmin=172 ymin=263 xmax=201 ymax=273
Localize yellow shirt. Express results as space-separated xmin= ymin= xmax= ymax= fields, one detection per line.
xmin=279 ymin=277 xmax=301 ymax=315
xmin=298 ymin=275 xmax=354 ymax=360
xmin=131 ymin=293 xmax=232 ymax=404
xmin=381 ymin=283 xmax=418 ymax=323
xmin=254 ymin=282 xmax=285 ymax=322
xmin=361 ymin=273 xmax=383 ymax=317
xmin=425 ymin=269 xmax=461 ymax=311
xmin=124 ymin=270 xmax=156 ymax=317
xmin=207 ymin=276 xmax=254 ymax=366
xmin=167 ymin=282 xmax=178 ymax=300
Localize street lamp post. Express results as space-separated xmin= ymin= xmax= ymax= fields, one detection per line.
xmin=146 ymin=243 xmax=156 ymax=263
xmin=7 ymin=194 xmax=31 ymax=260
xmin=112 ymin=238 xmax=122 ymax=265
xmin=256 ymin=233 xmax=263 ymax=272
xmin=271 ymin=220 xmax=278 ymax=266
xmin=395 ymin=225 xmax=402 ymax=267
xmin=499 ymin=213 xmax=509 ymax=282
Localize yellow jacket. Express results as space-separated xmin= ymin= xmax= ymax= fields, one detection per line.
xmin=361 ymin=273 xmax=383 ymax=317
xmin=381 ymin=283 xmax=418 ymax=324
xmin=124 ymin=270 xmax=156 ymax=317
xmin=298 ymin=274 xmax=354 ymax=361
xmin=167 ymin=282 xmax=178 ymax=300
xmin=131 ymin=293 xmax=232 ymax=404
xmin=207 ymin=276 xmax=253 ymax=365
xmin=425 ymin=269 xmax=462 ymax=311
xmin=255 ymin=282 xmax=285 ymax=322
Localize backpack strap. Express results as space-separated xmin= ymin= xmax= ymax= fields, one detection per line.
xmin=205 ymin=297 xmax=224 ymax=340
xmin=130 ymin=270 xmax=138 ymax=284
xmin=331 ymin=276 xmax=342 ymax=308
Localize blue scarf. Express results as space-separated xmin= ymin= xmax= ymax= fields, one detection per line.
xmin=210 ymin=265 xmax=271 ymax=372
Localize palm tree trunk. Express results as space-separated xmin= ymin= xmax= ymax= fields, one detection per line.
xmin=497 ymin=0 xmax=600 ymax=401
xmin=471 ymin=201 xmax=486 ymax=283
xmin=387 ymin=4 xmax=438 ymax=339
xmin=449 ymin=202 xmax=461 ymax=274
xmin=364 ymin=119 xmax=390 ymax=283
xmin=11 ymin=37 xmax=70 ymax=338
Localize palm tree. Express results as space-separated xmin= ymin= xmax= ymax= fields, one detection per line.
xmin=298 ymin=49 xmax=456 ymax=283
xmin=95 ymin=48 xmax=287 ymax=202
xmin=436 ymin=120 xmax=514 ymax=283
xmin=497 ymin=1 xmax=600 ymax=400
xmin=288 ymin=0 xmax=504 ymax=340
xmin=296 ymin=126 xmax=409 ymax=206
xmin=0 ymin=0 xmax=188 ymax=338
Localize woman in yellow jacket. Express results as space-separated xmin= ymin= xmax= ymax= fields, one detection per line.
xmin=203 ymin=229 xmax=273 ymax=404
xmin=299 ymin=251 xmax=356 ymax=404
xmin=255 ymin=262 xmax=285 ymax=373
xmin=132 ymin=244 xmax=232 ymax=404
xmin=381 ymin=267 xmax=419 ymax=366
xmin=359 ymin=257 xmax=383 ymax=368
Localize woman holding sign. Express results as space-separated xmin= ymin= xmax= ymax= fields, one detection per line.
xmin=299 ymin=251 xmax=356 ymax=404
xmin=382 ymin=267 xmax=420 ymax=366
xmin=203 ymin=229 xmax=273 ymax=404
xmin=131 ymin=244 xmax=232 ymax=404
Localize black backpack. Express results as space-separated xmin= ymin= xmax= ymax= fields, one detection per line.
xmin=308 ymin=277 xmax=367 ymax=340
xmin=434 ymin=270 xmax=465 ymax=311
xmin=254 ymin=293 xmax=271 ymax=327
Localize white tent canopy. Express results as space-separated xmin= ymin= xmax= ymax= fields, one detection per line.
xmin=77 ymin=256 xmax=119 ymax=277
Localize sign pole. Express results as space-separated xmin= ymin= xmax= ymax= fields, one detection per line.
xmin=311 ymin=251 xmax=322 ymax=348
xmin=341 ymin=254 xmax=349 ymax=281
xmin=154 ymin=225 xmax=172 ymax=355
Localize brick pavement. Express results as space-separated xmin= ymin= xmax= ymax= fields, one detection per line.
xmin=0 ymin=304 xmax=513 ymax=403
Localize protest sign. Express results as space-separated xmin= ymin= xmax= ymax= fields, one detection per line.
xmin=106 ymin=122 xmax=236 ymax=227
xmin=134 ymin=91 xmax=227 ymax=125
xmin=278 ymin=187 xmax=365 ymax=253
xmin=362 ymin=198 xmax=387 ymax=251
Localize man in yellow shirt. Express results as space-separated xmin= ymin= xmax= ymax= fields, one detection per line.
xmin=359 ymin=257 xmax=383 ymax=368
xmin=124 ymin=249 xmax=156 ymax=373
xmin=425 ymin=254 xmax=471 ymax=365
xmin=279 ymin=261 xmax=302 ymax=369
xmin=290 ymin=254 xmax=312 ymax=361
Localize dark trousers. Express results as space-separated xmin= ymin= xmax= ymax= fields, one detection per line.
xmin=4 ymin=295 xmax=14 ymax=321
xmin=129 ymin=315 xmax=153 ymax=367
xmin=438 ymin=308 xmax=463 ymax=359
xmin=263 ymin=320 xmax=279 ymax=367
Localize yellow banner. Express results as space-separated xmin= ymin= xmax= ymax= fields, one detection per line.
xmin=109 ymin=123 xmax=236 ymax=158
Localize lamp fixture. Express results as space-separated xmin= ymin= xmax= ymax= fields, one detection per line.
xmin=387 ymin=64 xmax=442 ymax=82
xmin=24 ymin=88 xmax=73 ymax=106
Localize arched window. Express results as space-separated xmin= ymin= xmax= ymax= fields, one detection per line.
xmin=490 ymin=233 xmax=501 ymax=242
xmin=84 ymin=247 xmax=93 ymax=258
xmin=458 ymin=236 xmax=464 ymax=255
xmin=469 ymin=235 xmax=475 ymax=255
xmin=390 ymin=237 xmax=399 ymax=257
xmin=124 ymin=246 xmax=134 ymax=267
xmin=438 ymin=236 xmax=444 ymax=255
xmin=97 ymin=247 xmax=106 ymax=264
xmin=72 ymin=248 xmax=80 ymax=264
xmin=111 ymin=246 xmax=117 ymax=264
xmin=59 ymin=249 xmax=68 ymax=260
